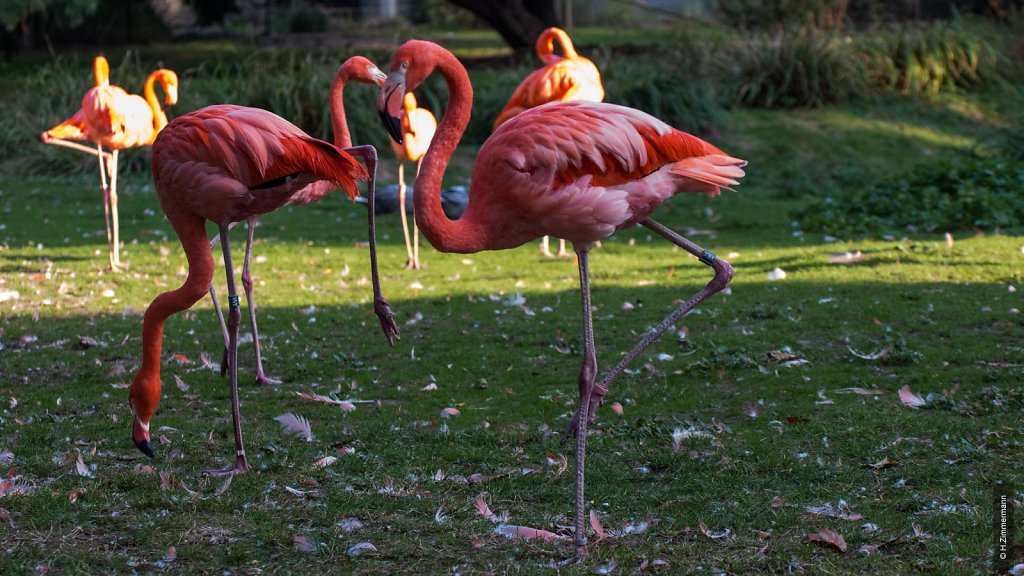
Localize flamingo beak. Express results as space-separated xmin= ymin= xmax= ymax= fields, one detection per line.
xmin=165 ymin=84 xmax=179 ymax=106
xmin=378 ymin=71 xmax=406 ymax=145
xmin=369 ymin=66 xmax=387 ymax=87
xmin=132 ymin=413 xmax=155 ymax=458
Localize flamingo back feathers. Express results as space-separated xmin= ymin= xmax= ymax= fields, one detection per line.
xmin=152 ymin=105 xmax=367 ymax=222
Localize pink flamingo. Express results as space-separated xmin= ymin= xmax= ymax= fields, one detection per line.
xmin=378 ymin=40 xmax=745 ymax=556
xmin=205 ymin=56 xmax=388 ymax=385
xmin=129 ymin=104 xmax=398 ymax=475
xmin=389 ymin=91 xmax=437 ymax=269
xmin=495 ymin=27 xmax=605 ymax=259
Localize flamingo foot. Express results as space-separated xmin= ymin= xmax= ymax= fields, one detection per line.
xmin=374 ymin=296 xmax=400 ymax=346
xmin=560 ymin=383 xmax=607 ymax=443
xmin=540 ymin=249 xmax=555 ymax=258
xmin=205 ymin=455 xmax=249 ymax=476
xmin=404 ymin=259 xmax=422 ymax=270
xmin=255 ymin=373 xmax=281 ymax=386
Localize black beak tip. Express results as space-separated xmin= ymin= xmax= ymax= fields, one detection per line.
xmin=135 ymin=438 xmax=155 ymax=458
xmin=378 ymin=109 xmax=403 ymax=145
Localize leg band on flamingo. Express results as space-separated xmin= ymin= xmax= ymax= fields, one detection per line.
xmin=699 ymin=249 xmax=718 ymax=266
xmin=228 ymin=295 xmax=240 ymax=309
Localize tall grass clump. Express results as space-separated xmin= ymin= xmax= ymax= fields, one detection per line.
xmin=722 ymin=27 xmax=869 ymax=108
xmin=858 ymin=20 xmax=1000 ymax=95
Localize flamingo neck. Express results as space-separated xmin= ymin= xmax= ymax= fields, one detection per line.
xmin=94 ymin=56 xmax=109 ymax=87
xmin=144 ymin=72 xmax=169 ymax=132
xmin=328 ymin=67 xmax=354 ymax=148
xmin=536 ymin=28 xmax=577 ymax=63
xmin=414 ymin=48 xmax=485 ymax=254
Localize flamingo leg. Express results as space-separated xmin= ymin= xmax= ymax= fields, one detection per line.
xmin=108 ymin=149 xmax=123 ymax=272
xmin=557 ymin=238 xmax=569 ymax=257
xmin=207 ymin=224 xmax=250 ymax=476
xmin=562 ymin=218 xmax=734 ymax=440
xmin=344 ymin=145 xmax=399 ymax=345
xmin=45 ymin=137 xmax=109 ymax=158
xmin=241 ymin=217 xmax=280 ymax=385
xmin=96 ymin=144 xmax=115 ymax=271
xmin=540 ymin=235 xmax=554 ymax=257
xmin=571 ymin=246 xmax=597 ymax=558
xmin=397 ymin=161 xmax=417 ymax=269
xmin=207 ymin=223 xmax=238 ymax=377
xmin=412 ymin=158 xmax=422 ymax=268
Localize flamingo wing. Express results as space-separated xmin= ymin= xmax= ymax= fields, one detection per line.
xmin=473 ymin=101 xmax=745 ymax=245
xmin=42 ymin=109 xmax=90 ymax=141
xmin=152 ymin=105 xmax=368 ymax=224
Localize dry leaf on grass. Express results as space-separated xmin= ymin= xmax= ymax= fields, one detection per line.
xmin=293 ymin=535 xmax=318 ymax=553
xmin=607 ymin=402 xmax=624 ymax=415
xmin=493 ymin=524 xmax=567 ymax=541
xmin=440 ymin=407 xmax=460 ymax=418
xmin=848 ymin=344 xmax=893 ymax=361
xmin=346 ymin=542 xmax=377 ymax=556
xmin=699 ymin=522 xmax=731 ymax=540
xmin=808 ymin=527 xmax=847 ymax=553
xmin=173 ymin=374 xmax=189 ymax=392
xmin=805 ymin=502 xmax=864 ymax=521
xmin=590 ymin=510 xmax=606 ymax=542
xmin=312 ymin=456 xmax=337 ymax=469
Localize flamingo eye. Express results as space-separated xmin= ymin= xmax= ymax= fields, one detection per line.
xmin=400 ymin=60 xmax=410 ymax=70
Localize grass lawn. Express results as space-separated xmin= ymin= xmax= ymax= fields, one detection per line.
xmin=1 ymin=33 xmax=1022 ymax=575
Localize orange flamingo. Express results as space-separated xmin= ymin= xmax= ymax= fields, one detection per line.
xmin=206 ymin=56 xmax=387 ymax=385
xmin=129 ymin=104 xmax=398 ymax=475
xmin=495 ymin=27 xmax=606 ymax=258
xmin=43 ymin=57 xmax=178 ymax=272
xmin=42 ymin=56 xmax=119 ymax=268
xmin=378 ymin=40 xmax=744 ymax=556
xmin=389 ymin=91 xmax=437 ymax=269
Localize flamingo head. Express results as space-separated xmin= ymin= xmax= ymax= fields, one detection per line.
xmin=128 ymin=394 xmax=155 ymax=458
xmin=378 ymin=40 xmax=440 ymax=145
xmin=343 ymin=55 xmax=387 ymax=87
xmin=160 ymin=70 xmax=179 ymax=106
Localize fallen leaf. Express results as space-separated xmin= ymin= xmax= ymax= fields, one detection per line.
xmin=74 ymin=450 xmax=93 ymax=478
xmin=420 ymin=383 xmax=438 ymax=391
xmin=312 ymin=456 xmax=337 ymax=469
xmin=767 ymin=267 xmax=787 ymax=281
xmin=440 ymin=407 xmax=460 ymax=418
xmin=848 ymin=344 xmax=893 ymax=361
xmin=294 ymin=535 xmax=318 ymax=553
xmin=833 ymin=387 xmax=884 ymax=395
xmin=608 ymin=402 xmax=624 ymax=415
xmin=590 ymin=510 xmax=606 ymax=542
xmin=337 ymin=517 xmax=363 ymax=532
xmin=214 ymin=475 xmax=233 ymax=496
xmin=864 ymin=458 xmax=899 ymax=469
xmin=766 ymin=349 xmax=799 ymax=362
xmin=898 ymin=385 xmax=927 ymax=409
xmin=274 ymin=413 xmax=313 ymax=442
xmin=805 ymin=502 xmax=865 ymax=521
xmin=828 ymin=251 xmax=864 ymax=264
xmin=173 ymin=374 xmax=189 ymax=392
xmin=807 ymin=527 xmax=847 ymax=553
xmin=858 ymin=542 xmax=885 ymax=555
xmin=68 ymin=487 xmax=86 ymax=503
xmin=493 ymin=524 xmax=567 ymax=541
xmin=346 ymin=541 xmax=377 ymax=556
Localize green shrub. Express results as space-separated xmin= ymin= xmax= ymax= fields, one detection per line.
xmin=722 ymin=28 xmax=870 ymax=108
xmin=793 ymin=157 xmax=1024 ymax=237
xmin=858 ymin=21 xmax=1000 ymax=95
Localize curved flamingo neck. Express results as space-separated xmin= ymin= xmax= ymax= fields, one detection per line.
xmin=414 ymin=46 xmax=484 ymax=253
xmin=144 ymin=71 xmax=170 ymax=132
xmin=329 ymin=64 xmax=357 ymax=149
xmin=536 ymin=28 xmax=577 ymax=63
xmin=94 ymin=56 xmax=109 ymax=87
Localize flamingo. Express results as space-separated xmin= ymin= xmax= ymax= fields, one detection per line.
xmin=43 ymin=57 xmax=178 ymax=272
xmin=388 ymin=91 xmax=437 ymax=269
xmin=377 ymin=40 xmax=745 ymax=557
xmin=205 ymin=56 xmax=387 ymax=385
xmin=41 ymin=56 xmax=118 ymax=270
xmin=495 ymin=27 xmax=606 ymax=258
xmin=128 ymin=104 xmax=399 ymax=475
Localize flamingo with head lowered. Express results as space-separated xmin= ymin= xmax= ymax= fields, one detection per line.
xmin=377 ymin=39 xmax=745 ymax=557
xmin=129 ymin=104 xmax=398 ymax=475
xmin=205 ymin=56 xmax=388 ymax=385
xmin=495 ymin=27 xmax=606 ymax=258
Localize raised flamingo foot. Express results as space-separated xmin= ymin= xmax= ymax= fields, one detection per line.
xmin=560 ymin=382 xmax=608 ymax=442
xmin=374 ymin=296 xmax=400 ymax=346
xmin=204 ymin=455 xmax=250 ymax=476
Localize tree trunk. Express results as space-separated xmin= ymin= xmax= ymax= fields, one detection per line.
xmin=446 ymin=0 xmax=562 ymax=52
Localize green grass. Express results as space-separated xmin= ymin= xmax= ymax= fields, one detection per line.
xmin=1 ymin=27 xmax=1023 ymax=575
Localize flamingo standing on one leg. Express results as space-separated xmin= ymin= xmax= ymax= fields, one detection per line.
xmin=378 ymin=40 xmax=744 ymax=557
xmin=41 ymin=56 xmax=118 ymax=269
xmin=494 ymin=27 xmax=606 ymax=259
xmin=81 ymin=66 xmax=179 ymax=271
xmin=205 ymin=56 xmax=388 ymax=385
xmin=129 ymin=104 xmax=398 ymax=474
xmin=389 ymin=91 xmax=436 ymax=269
